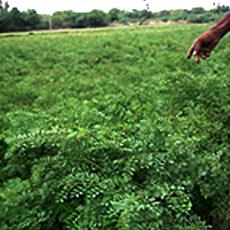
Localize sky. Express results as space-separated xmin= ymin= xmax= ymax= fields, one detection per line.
xmin=7 ymin=0 xmax=230 ymax=14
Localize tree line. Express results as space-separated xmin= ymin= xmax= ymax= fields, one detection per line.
xmin=0 ymin=1 xmax=229 ymax=33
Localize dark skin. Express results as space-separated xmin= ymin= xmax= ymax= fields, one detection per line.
xmin=187 ymin=11 xmax=230 ymax=63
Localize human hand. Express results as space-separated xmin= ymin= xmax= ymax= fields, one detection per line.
xmin=187 ymin=29 xmax=221 ymax=63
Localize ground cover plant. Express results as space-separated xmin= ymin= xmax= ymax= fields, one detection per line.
xmin=0 ymin=25 xmax=230 ymax=229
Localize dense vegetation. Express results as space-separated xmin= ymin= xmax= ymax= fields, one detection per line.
xmin=0 ymin=25 xmax=230 ymax=229
xmin=0 ymin=0 xmax=230 ymax=32
xmin=0 ymin=1 xmax=49 ymax=32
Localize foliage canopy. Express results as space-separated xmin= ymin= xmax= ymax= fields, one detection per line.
xmin=0 ymin=1 xmax=230 ymax=32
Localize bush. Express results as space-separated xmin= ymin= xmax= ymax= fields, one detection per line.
xmin=0 ymin=25 xmax=230 ymax=229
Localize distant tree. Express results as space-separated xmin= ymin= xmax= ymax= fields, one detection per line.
xmin=0 ymin=5 xmax=9 ymax=32
xmin=115 ymin=10 xmax=129 ymax=24
xmin=38 ymin=15 xmax=50 ymax=30
xmin=211 ymin=4 xmax=230 ymax=14
xmin=157 ymin=10 xmax=171 ymax=21
xmin=187 ymin=11 xmax=218 ymax=24
xmin=4 ymin=1 xmax=9 ymax=10
xmin=108 ymin=8 xmax=121 ymax=22
xmin=8 ymin=7 xmax=25 ymax=31
xmin=52 ymin=11 xmax=77 ymax=28
xmin=22 ymin=9 xmax=41 ymax=30
xmin=139 ymin=9 xmax=152 ymax=19
xmin=0 ymin=1 xmax=228 ymax=32
xmin=52 ymin=11 xmax=63 ymax=28
xmin=86 ymin=10 xmax=109 ymax=27
xmin=127 ymin=9 xmax=140 ymax=19
xmin=126 ymin=9 xmax=151 ymax=21
xmin=74 ymin=13 xmax=88 ymax=28
xmin=191 ymin=7 xmax=205 ymax=15
xmin=169 ymin=9 xmax=189 ymax=21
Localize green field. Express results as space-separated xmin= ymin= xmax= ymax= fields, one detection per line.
xmin=0 ymin=25 xmax=230 ymax=229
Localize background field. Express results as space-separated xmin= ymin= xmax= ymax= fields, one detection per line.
xmin=0 ymin=25 xmax=230 ymax=229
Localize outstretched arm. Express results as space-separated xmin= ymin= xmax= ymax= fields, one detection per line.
xmin=187 ymin=11 xmax=230 ymax=63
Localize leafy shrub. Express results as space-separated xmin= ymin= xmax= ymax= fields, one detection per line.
xmin=0 ymin=25 xmax=230 ymax=229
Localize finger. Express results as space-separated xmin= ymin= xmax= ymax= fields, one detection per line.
xmin=201 ymin=53 xmax=208 ymax=60
xmin=194 ymin=52 xmax=200 ymax=64
xmin=204 ymin=53 xmax=210 ymax=59
xmin=187 ymin=45 xmax=195 ymax=59
xmin=200 ymin=50 xmax=211 ymax=60
xmin=204 ymin=51 xmax=211 ymax=58
xmin=194 ymin=42 xmax=202 ymax=64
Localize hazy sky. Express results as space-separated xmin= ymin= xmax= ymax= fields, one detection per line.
xmin=7 ymin=0 xmax=230 ymax=14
